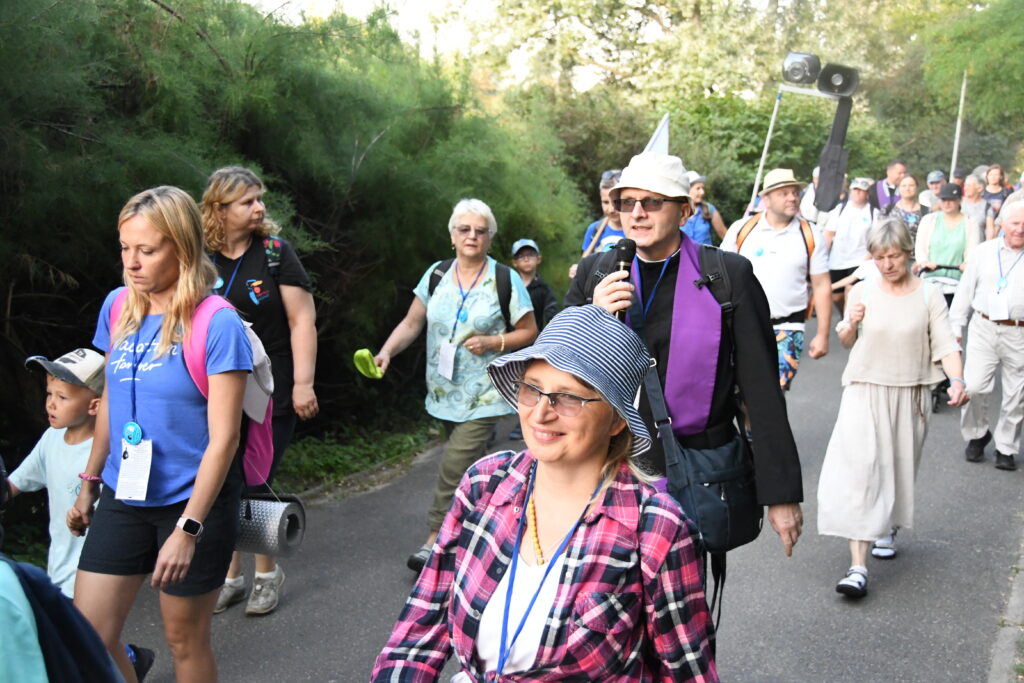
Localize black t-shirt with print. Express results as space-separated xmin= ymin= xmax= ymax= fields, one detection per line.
xmin=211 ymin=236 xmax=312 ymax=415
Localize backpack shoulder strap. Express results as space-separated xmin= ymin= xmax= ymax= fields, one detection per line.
xmin=734 ymin=214 xmax=761 ymax=253
xmin=495 ymin=263 xmax=513 ymax=332
xmin=108 ymin=288 xmax=129 ymax=350
xmin=697 ymin=245 xmax=734 ymax=318
xmin=182 ymin=296 xmax=236 ymax=399
xmin=262 ymin=237 xmax=282 ymax=281
xmin=427 ymin=258 xmax=455 ymax=297
xmin=798 ymin=218 xmax=815 ymax=262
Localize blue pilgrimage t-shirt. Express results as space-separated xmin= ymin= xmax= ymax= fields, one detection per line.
xmin=93 ymin=288 xmax=252 ymax=506
xmin=682 ymin=202 xmax=719 ymax=245
xmin=580 ymin=219 xmax=625 ymax=253
xmin=8 ymin=428 xmax=91 ymax=597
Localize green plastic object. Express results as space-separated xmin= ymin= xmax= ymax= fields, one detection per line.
xmin=353 ymin=348 xmax=383 ymax=379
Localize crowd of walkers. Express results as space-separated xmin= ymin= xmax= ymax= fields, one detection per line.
xmin=2 ymin=152 xmax=1022 ymax=682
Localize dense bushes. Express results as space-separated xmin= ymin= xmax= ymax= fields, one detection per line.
xmin=0 ymin=0 xmax=584 ymax=468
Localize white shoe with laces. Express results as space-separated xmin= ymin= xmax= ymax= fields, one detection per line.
xmin=836 ymin=565 xmax=868 ymax=599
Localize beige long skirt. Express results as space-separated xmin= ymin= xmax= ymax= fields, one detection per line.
xmin=817 ymin=382 xmax=930 ymax=541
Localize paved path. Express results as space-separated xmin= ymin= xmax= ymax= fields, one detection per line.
xmin=125 ymin=321 xmax=1024 ymax=682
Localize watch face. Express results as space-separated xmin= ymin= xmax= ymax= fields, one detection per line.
xmin=181 ymin=518 xmax=202 ymax=536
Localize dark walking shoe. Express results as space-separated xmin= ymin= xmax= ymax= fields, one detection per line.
xmin=407 ymin=545 xmax=431 ymax=573
xmin=127 ymin=644 xmax=155 ymax=682
xmin=965 ymin=431 xmax=992 ymax=462
xmin=995 ymin=452 xmax=1017 ymax=471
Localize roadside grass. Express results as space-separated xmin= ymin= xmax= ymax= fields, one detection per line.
xmin=275 ymin=417 xmax=440 ymax=493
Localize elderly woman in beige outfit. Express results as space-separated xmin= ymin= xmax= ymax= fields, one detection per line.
xmin=817 ymin=219 xmax=969 ymax=599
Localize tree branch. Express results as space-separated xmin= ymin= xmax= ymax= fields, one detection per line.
xmin=147 ymin=0 xmax=234 ymax=76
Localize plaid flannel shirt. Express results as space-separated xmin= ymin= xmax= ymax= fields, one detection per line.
xmin=371 ymin=451 xmax=717 ymax=682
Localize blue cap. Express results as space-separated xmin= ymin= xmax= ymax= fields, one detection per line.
xmin=511 ymin=238 xmax=540 ymax=257
xmin=927 ymin=170 xmax=946 ymax=183
xmin=488 ymin=306 xmax=652 ymax=457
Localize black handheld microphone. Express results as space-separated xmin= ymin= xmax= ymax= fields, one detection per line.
xmin=613 ymin=238 xmax=636 ymax=321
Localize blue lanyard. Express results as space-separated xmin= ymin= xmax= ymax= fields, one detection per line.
xmin=449 ymin=260 xmax=488 ymax=341
xmin=213 ymin=250 xmax=246 ymax=298
xmin=496 ymin=461 xmax=602 ymax=675
xmin=128 ymin=324 xmax=163 ymax=425
xmin=996 ymin=246 xmax=1024 ymax=290
xmin=632 ymin=252 xmax=675 ymax=320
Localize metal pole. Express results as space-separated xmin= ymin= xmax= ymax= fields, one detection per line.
xmin=749 ymin=89 xmax=783 ymax=214
xmin=949 ymin=70 xmax=968 ymax=178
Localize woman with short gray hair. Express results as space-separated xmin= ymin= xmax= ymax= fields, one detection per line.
xmin=818 ymin=219 xmax=968 ymax=599
xmin=374 ymin=198 xmax=538 ymax=573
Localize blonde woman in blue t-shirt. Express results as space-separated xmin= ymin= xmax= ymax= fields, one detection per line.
xmin=69 ymin=186 xmax=252 ymax=682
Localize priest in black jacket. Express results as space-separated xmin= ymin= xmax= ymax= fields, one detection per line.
xmin=565 ymin=152 xmax=804 ymax=556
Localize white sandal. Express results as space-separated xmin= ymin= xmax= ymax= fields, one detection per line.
xmin=836 ymin=566 xmax=868 ymax=598
xmin=872 ymin=527 xmax=898 ymax=559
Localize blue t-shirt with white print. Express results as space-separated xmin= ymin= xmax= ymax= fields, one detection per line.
xmin=93 ymin=288 xmax=252 ymax=506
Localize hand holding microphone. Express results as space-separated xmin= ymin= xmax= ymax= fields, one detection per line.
xmin=592 ymin=239 xmax=636 ymax=320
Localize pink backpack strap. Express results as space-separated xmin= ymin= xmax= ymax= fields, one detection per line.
xmin=182 ymin=296 xmax=236 ymax=399
xmin=108 ymin=288 xmax=129 ymax=352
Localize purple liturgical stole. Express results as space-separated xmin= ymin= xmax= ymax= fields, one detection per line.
xmin=630 ymin=235 xmax=722 ymax=436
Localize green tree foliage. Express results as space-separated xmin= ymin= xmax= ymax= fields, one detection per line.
xmin=0 ymin=0 xmax=583 ymax=471
xmin=468 ymin=0 xmax=1013 ymax=206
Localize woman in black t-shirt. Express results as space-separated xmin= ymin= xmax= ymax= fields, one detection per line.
xmin=200 ymin=166 xmax=319 ymax=616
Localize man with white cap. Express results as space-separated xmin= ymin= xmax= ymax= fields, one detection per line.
xmin=822 ymin=177 xmax=876 ymax=315
xmin=565 ymin=152 xmax=804 ymax=557
xmin=949 ymin=199 xmax=1024 ymax=471
xmin=722 ymin=168 xmax=832 ymax=390
xmin=919 ymin=170 xmax=946 ymax=211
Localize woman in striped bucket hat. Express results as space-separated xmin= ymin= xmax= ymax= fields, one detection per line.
xmin=373 ymin=305 xmax=717 ymax=682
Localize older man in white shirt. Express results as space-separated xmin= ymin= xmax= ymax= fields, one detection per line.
xmin=949 ymin=200 xmax=1024 ymax=471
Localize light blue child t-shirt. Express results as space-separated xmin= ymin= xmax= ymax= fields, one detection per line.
xmin=9 ymin=428 xmax=91 ymax=598
xmin=94 ymin=288 xmax=252 ymax=507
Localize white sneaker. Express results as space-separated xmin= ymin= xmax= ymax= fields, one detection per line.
xmin=872 ymin=527 xmax=898 ymax=559
xmin=836 ymin=566 xmax=868 ymax=599
xmin=214 ymin=579 xmax=246 ymax=614
xmin=246 ymin=567 xmax=285 ymax=615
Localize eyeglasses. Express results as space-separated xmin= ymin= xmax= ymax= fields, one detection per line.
xmin=601 ymin=169 xmax=622 ymax=183
xmin=512 ymin=380 xmax=603 ymax=417
xmin=454 ymin=225 xmax=489 ymax=237
xmin=613 ymin=197 xmax=688 ymax=212
xmin=513 ymin=252 xmax=538 ymax=261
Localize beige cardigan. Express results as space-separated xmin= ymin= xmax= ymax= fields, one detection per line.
xmin=914 ymin=210 xmax=981 ymax=265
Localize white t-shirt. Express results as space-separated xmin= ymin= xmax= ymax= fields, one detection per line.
xmin=472 ymin=551 xmax=566 ymax=677
xmin=722 ymin=214 xmax=829 ymax=328
xmin=851 ymin=259 xmax=881 ymax=283
xmin=825 ymin=202 xmax=875 ymax=270
xmin=9 ymin=428 xmax=92 ymax=597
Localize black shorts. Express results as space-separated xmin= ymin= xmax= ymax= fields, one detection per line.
xmin=829 ymin=267 xmax=858 ymax=284
xmin=78 ymin=468 xmax=242 ymax=597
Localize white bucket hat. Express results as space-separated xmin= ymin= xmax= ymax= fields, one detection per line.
xmin=610 ymin=153 xmax=690 ymax=201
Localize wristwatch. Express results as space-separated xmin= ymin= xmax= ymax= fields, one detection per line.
xmin=176 ymin=516 xmax=204 ymax=537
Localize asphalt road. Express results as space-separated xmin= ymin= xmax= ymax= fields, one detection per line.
xmin=125 ymin=319 xmax=1024 ymax=682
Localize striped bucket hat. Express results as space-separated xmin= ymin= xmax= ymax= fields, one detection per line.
xmin=487 ymin=305 xmax=652 ymax=457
